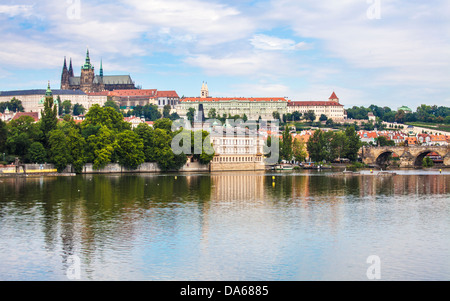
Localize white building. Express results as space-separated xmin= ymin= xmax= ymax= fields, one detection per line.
xmin=287 ymin=92 xmax=346 ymax=122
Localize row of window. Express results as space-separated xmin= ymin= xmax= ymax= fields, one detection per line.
xmin=212 ymin=156 xmax=263 ymax=163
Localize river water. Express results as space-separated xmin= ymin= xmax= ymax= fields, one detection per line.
xmin=0 ymin=170 xmax=449 ymax=281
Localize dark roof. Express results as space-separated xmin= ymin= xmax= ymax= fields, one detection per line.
xmin=0 ymin=89 xmax=86 ymax=96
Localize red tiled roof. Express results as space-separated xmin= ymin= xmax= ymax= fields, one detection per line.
xmin=329 ymin=92 xmax=338 ymax=99
xmin=288 ymin=101 xmax=343 ymax=107
xmin=156 ymin=91 xmax=179 ymax=98
xmin=181 ymin=97 xmax=288 ymax=102
xmin=110 ymin=89 xmax=157 ymax=97
xmin=12 ymin=112 xmax=39 ymax=122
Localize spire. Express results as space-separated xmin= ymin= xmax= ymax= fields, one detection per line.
xmin=82 ymin=47 xmax=93 ymax=70
xmin=63 ymin=57 xmax=67 ymax=71
xmin=69 ymin=58 xmax=74 ymax=76
xmin=45 ymin=81 xmax=53 ymax=97
xmin=100 ymin=58 xmax=103 ymax=77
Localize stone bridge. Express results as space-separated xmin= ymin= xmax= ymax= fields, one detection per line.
xmin=361 ymin=146 xmax=450 ymax=168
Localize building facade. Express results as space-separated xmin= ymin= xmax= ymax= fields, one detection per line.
xmin=287 ymin=92 xmax=345 ymax=122
xmin=61 ymin=49 xmax=136 ymax=93
xmin=209 ymin=127 xmax=266 ymax=171
xmin=176 ymin=83 xmax=288 ymax=120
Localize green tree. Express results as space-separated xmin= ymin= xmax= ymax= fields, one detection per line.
xmin=0 ymin=120 xmax=7 ymax=153
xmin=375 ymin=136 xmax=395 ymax=147
xmin=192 ymin=130 xmax=215 ymax=164
xmin=307 ymin=130 xmax=326 ymax=162
xmin=344 ymin=126 xmax=362 ymax=162
xmin=66 ymin=128 xmax=87 ymax=174
xmin=28 ymin=142 xmax=47 ymax=164
xmin=86 ymin=125 xmax=116 ymax=170
xmin=163 ymin=104 xmax=171 ymax=119
xmin=208 ymin=108 xmax=217 ymax=119
xmin=153 ymin=118 xmax=173 ymax=132
xmin=115 ymin=130 xmax=145 ymax=169
xmin=187 ymin=108 xmax=196 ymax=125
xmin=40 ymin=93 xmax=58 ymax=148
xmin=61 ymin=100 xmax=72 ymax=115
xmin=422 ymin=156 xmax=434 ymax=168
xmin=272 ymin=111 xmax=281 ymax=121
xmin=82 ymin=104 xmax=131 ymax=133
xmin=319 ymin=114 xmax=328 ymax=122
xmin=73 ymin=103 xmax=86 ymax=116
xmin=292 ymin=138 xmax=307 ymax=163
xmin=304 ymin=110 xmax=316 ymax=123
xmin=48 ymin=129 xmax=71 ymax=173
xmin=6 ymin=116 xmax=42 ymax=161
xmin=104 ymin=99 xmax=120 ymax=112
xmin=280 ymin=126 xmax=293 ymax=162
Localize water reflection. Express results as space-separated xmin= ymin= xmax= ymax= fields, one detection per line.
xmin=0 ymin=171 xmax=449 ymax=280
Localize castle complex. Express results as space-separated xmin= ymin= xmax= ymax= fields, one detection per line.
xmin=60 ymin=49 xmax=136 ymax=93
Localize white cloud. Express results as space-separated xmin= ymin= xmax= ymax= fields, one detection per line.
xmin=0 ymin=5 xmax=34 ymax=17
xmin=250 ymin=34 xmax=312 ymax=51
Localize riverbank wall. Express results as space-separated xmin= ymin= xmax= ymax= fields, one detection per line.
xmin=0 ymin=161 xmax=210 ymax=176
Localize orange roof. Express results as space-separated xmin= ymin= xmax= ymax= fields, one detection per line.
xmin=156 ymin=91 xmax=179 ymax=98
xmin=181 ymin=97 xmax=288 ymax=102
xmin=109 ymin=89 xmax=157 ymax=97
xmin=288 ymin=101 xmax=343 ymax=107
xmin=12 ymin=112 xmax=39 ymax=122
xmin=430 ymin=135 xmax=446 ymax=141
xmin=329 ymin=92 xmax=339 ymax=99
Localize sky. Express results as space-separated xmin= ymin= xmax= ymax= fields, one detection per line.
xmin=0 ymin=0 xmax=449 ymax=110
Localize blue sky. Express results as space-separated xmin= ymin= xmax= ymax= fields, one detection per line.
xmin=0 ymin=0 xmax=449 ymax=110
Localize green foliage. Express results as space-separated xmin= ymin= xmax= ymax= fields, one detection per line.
xmin=115 ymin=130 xmax=145 ymax=170
xmin=40 ymin=95 xmax=58 ymax=148
xmin=0 ymin=120 xmax=7 ymax=152
xmin=82 ymin=105 xmax=131 ymax=133
xmin=28 ymin=142 xmax=47 ymax=164
xmin=280 ymin=126 xmax=293 ymax=161
xmin=153 ymin=118 xmax=173 ymax=132
xmin=0 ymin=97 xmax=25 ymax=113
xmin=422 ymin=157 xmax=434 ymax=168
xmin=292 ymin=138 xmax=307 ymax=163
xmin=304 ymin=110 xmax=316 ymax=123
xmin=129 ymin=104 xmax=162 ymax=121
xmin=104 ymin=99 xmax=120 ymax=112
xmin=163 ymin=105 xmax=171 ymax=119
xmin=73 ymin=103 xmax=86 ymax=116
xmin=48 ymin=129 xmax=71 ymax=173
xmin=192 ymin=130 xmax=215 ymax=164
xmin=307 ymin=127 xmax=362 ymax=162
xmin=6 ymin=116 xmax=42 ymax=161
xmin=62 ymin=100 xmax=72 ymax=115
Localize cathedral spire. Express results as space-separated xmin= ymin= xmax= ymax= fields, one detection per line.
xmin=69 ymin=58 xmax=74 ymax=77
xmin=63 ymin=57 xmax=67 ymax=71
xmin=100 ymin=59 xmax=103 ymax=77
xmin=82 ymin=47 xmax=93 ymax=70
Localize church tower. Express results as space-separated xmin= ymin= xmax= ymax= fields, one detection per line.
xmin=61 ymin=57 xmax=70 ymax=90
xmin=80 ymin=48 xmax=95 ymax=93
xmin=201 ymin=81 xmax=209 ymax=98
xmin=329 ymin=92 xmax=339 ymax=103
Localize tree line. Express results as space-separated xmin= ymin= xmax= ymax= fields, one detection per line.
xmin=0 ymin=95 xmax=214 ymax=173
xmin=346 ymin=104 xmax=450 ymax=124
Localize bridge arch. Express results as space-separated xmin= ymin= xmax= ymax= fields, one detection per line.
xmin=413 ymin=150 xmax=445 ymax=167
xmin=375 ymin=150 xmax=401 ymax=168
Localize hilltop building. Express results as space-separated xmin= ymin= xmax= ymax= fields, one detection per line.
xmin=60 ymin=49 xmax=136 ymax=93
xmin=176 ymin=83 xmax=289 ymax=120
xmin=287 ymin=92 xmax=346 ymax=122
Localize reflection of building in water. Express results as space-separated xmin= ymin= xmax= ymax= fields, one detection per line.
xmin=211 ymin=173 xmax=265 ymax=201
xmin=209 ymin=127 xmax=266 ymax=171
